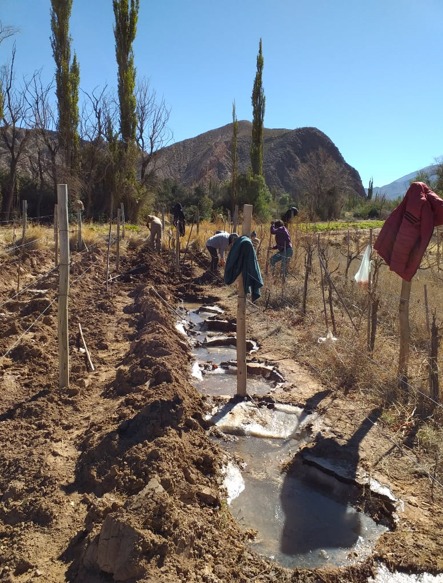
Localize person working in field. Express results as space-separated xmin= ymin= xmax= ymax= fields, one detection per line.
xmin=172 ymin=203 xmax=186 ymax=237
xmin=206 ymin=231 xmax=238 ymax=272
xmin=250 ymin=230 xmax=261 ymax=255
xmin=146 ymin=215 xmax=163 ymax=252
xmin=269 ymin=219 xmax=293 ymax=275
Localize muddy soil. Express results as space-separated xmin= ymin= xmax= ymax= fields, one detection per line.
xmin=0 ymin=239 xmax=442 ymax=582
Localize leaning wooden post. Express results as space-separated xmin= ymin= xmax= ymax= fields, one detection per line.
xmin=366 ymin=229 xmax=373 ymax=351
xmin=233 ymin=205 xmax=239 ymax=234
xmin=77 ymin=209 xmax=83 ymax=251
xmin=236 ymin=203 xmax=253 ymax=397
xmin=105 ymin=217 xmax=112 ymax=292
xmin=398 ymin=279 xmax=412 ymax=393
xmin=58 ymin=184 xmax=70 ymax=389
xmin=116 ymin=208 xmax=121 ymax=271
xmin=120 ymin=202 xmax=125 ymax=239
xmin=175 ymin=224 xmax=180 ymax=270
xmin=54 ymin=204 xmax=59 ymax=266
xmin=21 ymin=200 xmax=27 ymax=242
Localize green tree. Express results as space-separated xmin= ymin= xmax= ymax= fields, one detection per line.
xmin=113 ymin=0 xmax=139 ymax=148
xmin=113 ymin=0 xmax=140 ymax=220
xmin=367 ymin=177 xmax=373 ymax=200
xmin=250 ymin=38 xmax=265 ymax=177
xmin=230 ymin=101 xmax=238 ymax=214
xmin=50 ymin=0 xmax=80 ymax=172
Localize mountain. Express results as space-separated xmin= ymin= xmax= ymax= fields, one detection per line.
xmin=155 ymin=121 xmax=366 ymax=198
xmin=373 ymin=164 xmax=439 ymax=200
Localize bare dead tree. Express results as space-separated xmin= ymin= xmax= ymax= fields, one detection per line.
xmin=24 ymin=72 xmax=61 ymax=199
xmin=135 ymin=77 xmax=172 ymax=185
xmin=79 ymin=86 xmax=117 ymax=217
xmin=0 ymin=46 xmax=33 ymax=220
xmin=298 ymin=148 xmax=354 ymax=221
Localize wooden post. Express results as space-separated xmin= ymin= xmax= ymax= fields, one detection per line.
xmin=318 ymin=236 xmax=328 ymax=330
xmin=116 ymin=208 xmax=121 ymax=271
xmin=77 ymin=209 xmax=83 ymax=251
xmin=429 ymin=314 xmax=440 ymax=403
xmin=233 ymin=204 xmax=239 ymax=234
xmin=236 ymin=204 xmax=253 ymax=397
xmin=54 ymin=204 xmax=59 ymax=266
xmin=58 ymin=185 xmax=70 ymax=389
xmin=398 ymin=279 xmax=412 ymax=392
xmin=366 ymin=230 xmax=373 ymax=351
xmin=120 ymin=202 xmax=125 ymax=239
xmin=106 ymin=218 xmax=112 ymax=292
xmin=21 ymin=200 xmax=27 ymax=242
xmin=175 ymin=225 xmax=180 ymax=270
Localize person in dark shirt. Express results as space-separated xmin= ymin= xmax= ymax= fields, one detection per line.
xmin=172 ymin=203 xmax=186 ymax=237
xmin=281 ymin=206 xmax=298 ymax=224
xmin=270 ymin=219 xmax=293 ymax=275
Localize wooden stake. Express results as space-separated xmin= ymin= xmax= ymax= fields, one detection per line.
xmin=58 ymin=184 xmax=70 ymax=389
xmin=78 ymin=322 xmax=95 ymax=372
xmin=77 ymin=209 xmax=83 ymax=251
xmin=236 ymin=204 xmax=252 ymax=397
xmin=120 ymin=202 xmax=125 ymax=239
xmin=54 ymin=204 xmax=59 ymax=266
xmin=21 ymin=200 xmax=27 ymax=242
xmin=105 ymin=218 xmax=112 ymax=292
xmin=398 ymin=279 xmax=412 ymax=392
xmin=175 ymin=224 xmax=180 ymax=270
xmin=116 ymin=208 xmax=121 ymax=271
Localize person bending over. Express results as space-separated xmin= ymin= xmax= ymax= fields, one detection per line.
xmin=146 ymin=215 xmax=163 ymax=252
xmin=206 ymin=231 xmax=238 ymax=272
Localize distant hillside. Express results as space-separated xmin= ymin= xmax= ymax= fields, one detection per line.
xmin=155 ymin=121 xmax=366 ymax=198
xmin=373 ymin=164 xmax=439 ymax=200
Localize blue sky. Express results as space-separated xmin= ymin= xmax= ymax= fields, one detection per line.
xmin=2 ymin=0 xmax=443 ymax=188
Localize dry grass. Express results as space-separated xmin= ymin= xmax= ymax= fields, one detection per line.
xmin=259 ymin=224 xmax=443 ymax=478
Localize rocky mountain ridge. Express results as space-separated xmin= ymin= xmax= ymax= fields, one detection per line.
xmin=155 ymin=121 xmax=366 ymax=198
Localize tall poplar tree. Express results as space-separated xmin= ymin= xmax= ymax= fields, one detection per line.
xmin=50 ymin=0 xmax=80 ymax=171
xmin=113 ymin=0 xmax=139 ymax=148
xmin=250 ymin=38 xmax=265 ymax=177
xmin=231 ymin=101 xmax=238 ymax=214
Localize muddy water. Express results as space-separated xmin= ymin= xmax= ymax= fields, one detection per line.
xmin=184 ymin=305 xmax=390 ymax=569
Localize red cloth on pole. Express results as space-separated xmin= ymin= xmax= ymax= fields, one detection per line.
xmin=374 ymin=182 xmax=443 ymax=281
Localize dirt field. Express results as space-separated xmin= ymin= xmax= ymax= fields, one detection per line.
xmin=0 ymin=234 xmax=442 ymax=583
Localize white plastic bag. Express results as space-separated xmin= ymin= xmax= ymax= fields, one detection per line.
xmin=354 ymin=244 xmax=372 ymax=287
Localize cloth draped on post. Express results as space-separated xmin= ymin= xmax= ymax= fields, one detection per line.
xmin=374 ymin=182 xmax=443 ymax=281
xmin=224 ymin=236 xmax=263 ymax=302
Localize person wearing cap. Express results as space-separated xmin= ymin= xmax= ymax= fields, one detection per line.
xmin=205 ymin=231 xmax=238 ymax=272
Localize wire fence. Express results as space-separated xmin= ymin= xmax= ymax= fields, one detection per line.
xmin=1 ymin=220 xmax=442 ymax=494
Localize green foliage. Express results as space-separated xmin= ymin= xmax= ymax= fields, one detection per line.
xmin=154 ymin=181 xmax=213 ymax=224
xmin=50 ymin=0 xmax=79 ymax=172
xmin=250 ymin=38 xmax=265 ymax=177
xmin=231 ymin=102 xmax=238 ymax=213
xmin=113 ymin=0 xmax=139 ymax=146
xmin=237 ymin=173 xmax=271 ymax=222
xmin=350 ymin=195 xmax=397 ymax=220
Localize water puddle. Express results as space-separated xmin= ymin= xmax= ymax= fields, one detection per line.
xmin=182 ymin=303 xmax=399 ymax=571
